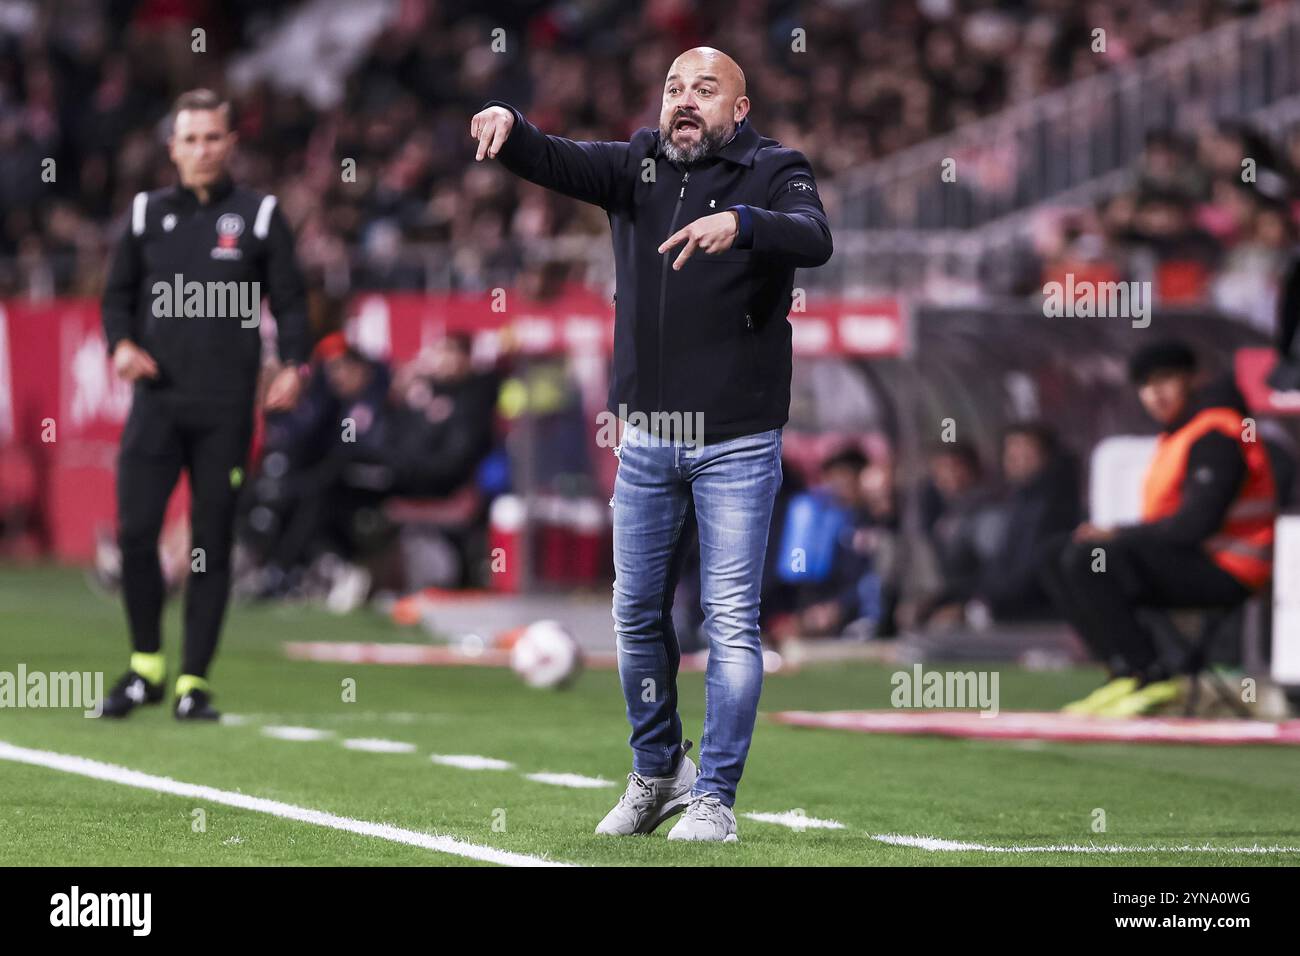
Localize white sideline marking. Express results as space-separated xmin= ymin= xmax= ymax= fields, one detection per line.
xmin=342 ymin=738 xmax=417 ymax=754
xmin=872 ymin=833 xmax=1300 ymax=854
xmin=524 ymin=772 xmax=614 ymax=789
xmin=262 ymin=726 xmax=333 ymax=741
xmin=0 ymin=741 xmax=571 ymax=867
xmin=744 ymin=811 xmax=846 ymax=830
xmin=430 ymin=754 xmax=514 ymax=771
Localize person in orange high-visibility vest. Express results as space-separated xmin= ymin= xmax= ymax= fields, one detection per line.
xmin=1042 ymin=340 xmax=1277 ymax=718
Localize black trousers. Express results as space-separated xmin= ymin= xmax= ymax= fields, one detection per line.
xmin=117 ymin=390 xmax=252 ymax=680
xmin=1039 ymin=531 xmax=1250 ymax=680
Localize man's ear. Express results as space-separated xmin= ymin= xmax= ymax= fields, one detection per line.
xmin=734 ymin=96 xmax=750 ymax=123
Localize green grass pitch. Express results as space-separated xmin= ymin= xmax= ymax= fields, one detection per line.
xmin=1 ymin=566 xmax=1297 ymax=866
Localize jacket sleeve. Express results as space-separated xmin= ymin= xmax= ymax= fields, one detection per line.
xmin=262 ymin=202 xmax=310 ymax=366
xmin=483 ymin=100 xmax=629 ymax=210
xmin=734 ymin=150 xmax=833 ymax=268
xmin=1118 ymin=431 xmax=1247 ymax=547
xmin=101 ymin=212 xmax=142 ymax=355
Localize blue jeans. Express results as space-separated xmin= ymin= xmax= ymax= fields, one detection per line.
xmin=611 ymin=424 xmax=783 ymax=807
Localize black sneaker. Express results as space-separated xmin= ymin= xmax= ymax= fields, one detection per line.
xmin=174 ymin=688 xmax=221 ymax=721
xmin=100 ymin=670 xmax=165 ymax=718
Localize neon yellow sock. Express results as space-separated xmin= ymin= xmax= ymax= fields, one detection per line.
xmin=175 ymin=674 xmax=210 ymax=697
xmin=130 ymin=652 xmax=165 ymax=686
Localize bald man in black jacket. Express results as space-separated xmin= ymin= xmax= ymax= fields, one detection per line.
xmin=472 ymin=47 xmax=832 ymax=841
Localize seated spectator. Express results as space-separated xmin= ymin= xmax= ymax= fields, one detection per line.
xmin=1125 ymin=189 xmax=1222 ymax=301
xmin=1212 ymin=184 xmax=1294 ymax=333
xmin=914 ymin=441 xmax=1000 ymax=628
xmin=1135 ymin=129 xmax=1207 ymax=205
xmin=389 ymin=332 xmax=499 ymax=497
xmin=1042 ymin=340 xmax=1277 ymax=717
xmin=972 ymin=422 xmax=1081 ymax=622
xmin=769 ymin=446 xmax=896 ymax=642
xmin=857 ymin=456 xmax=903 ymax=637
xmin=241 ymin=333 xmax=394 ymax=604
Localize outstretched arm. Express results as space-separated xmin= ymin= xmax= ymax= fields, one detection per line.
xmin=471 ymin=101 xmax=629 ymax=210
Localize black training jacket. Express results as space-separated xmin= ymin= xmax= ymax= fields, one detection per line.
xmin=484 ymin=100 xmax=834 ymax=441
xmin=101 ymin=177 xmax=309 ymax=403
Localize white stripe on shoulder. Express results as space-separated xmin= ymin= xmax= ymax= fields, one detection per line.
xmin=131 ymin=192 xmax=148 ymax=236
xmin=253 ymin=195 xmax=278 ymax=239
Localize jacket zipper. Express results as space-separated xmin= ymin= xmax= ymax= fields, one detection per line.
xmin=657 ymin=168 xmax=688 ymax=413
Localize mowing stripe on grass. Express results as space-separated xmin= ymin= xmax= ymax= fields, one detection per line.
xmin=0 ymin=741 xmax=572 ymax=868
xmin=261 ymin=725 xmax=333 ymax=741
xmin=430 ymin=754 xmax=514 ymax=770
xmin=524 ymin=772 xmax=615 ymax=789
xmin=744 ymin=811 xmax=846 ymax=830
xmin=872 ymin=833 xmax=1300 ymax=854
xmin=341 ymin=738 xmax=418 ymax=753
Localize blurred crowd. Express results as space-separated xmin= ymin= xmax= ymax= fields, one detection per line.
xmin=747 ymin=422 xmax=1080 ymax=644
xmin=233 ymin=331 xmax=503 ymax=609
xmin=2 ymin=0 xmax=1263 ymax=300
xmin=1029 ymin=120 xmax=1300 ymax=338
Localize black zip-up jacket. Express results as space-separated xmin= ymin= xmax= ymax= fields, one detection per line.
xmin=484 ymin=100 xmax=833 ymax=441
xmin=101 ymin=176 xmax=309 ymax=404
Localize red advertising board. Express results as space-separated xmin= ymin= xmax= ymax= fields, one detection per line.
xmin=0 ymin=291 xmax=908 ymax=560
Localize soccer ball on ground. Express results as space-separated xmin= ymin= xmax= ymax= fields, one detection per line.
xmin=508 ymin=620 xmax=583 ymax=689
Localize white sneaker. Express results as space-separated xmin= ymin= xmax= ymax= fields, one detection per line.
xmin=595 ymin=741 xmax=697 ymax=836
xmin=326 ymin=561 xmax=371 ymax=614
xmin=666 ymin=793 xmax=739 ymax=842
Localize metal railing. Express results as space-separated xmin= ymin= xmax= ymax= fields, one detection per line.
xmin=838 ymin=2 xmax=1300 ymax=232
xmin=835 ymin=85 xmax=1300 ymax=299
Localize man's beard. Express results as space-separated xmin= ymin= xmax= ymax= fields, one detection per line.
xmin=660 ymin=119 xmax=732 ymax=165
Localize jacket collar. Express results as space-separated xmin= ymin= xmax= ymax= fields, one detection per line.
xmin=656 ymin=116 xmax=761 ymax=168
xmin=716 ymin=117 xmax=760 ymax=166
xmin=171 ymin=174 xmax=234 ymax=207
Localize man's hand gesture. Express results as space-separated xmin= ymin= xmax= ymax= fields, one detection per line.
xmin=112 ymin=340 xmax=159 ymax=382
xmin=658 ymin=211 xmax=740 ymax=270
xmin=470 ymin=106 xmax=515 ymax=161
xmin=264 ymin=365 xmax=304 ymax=412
